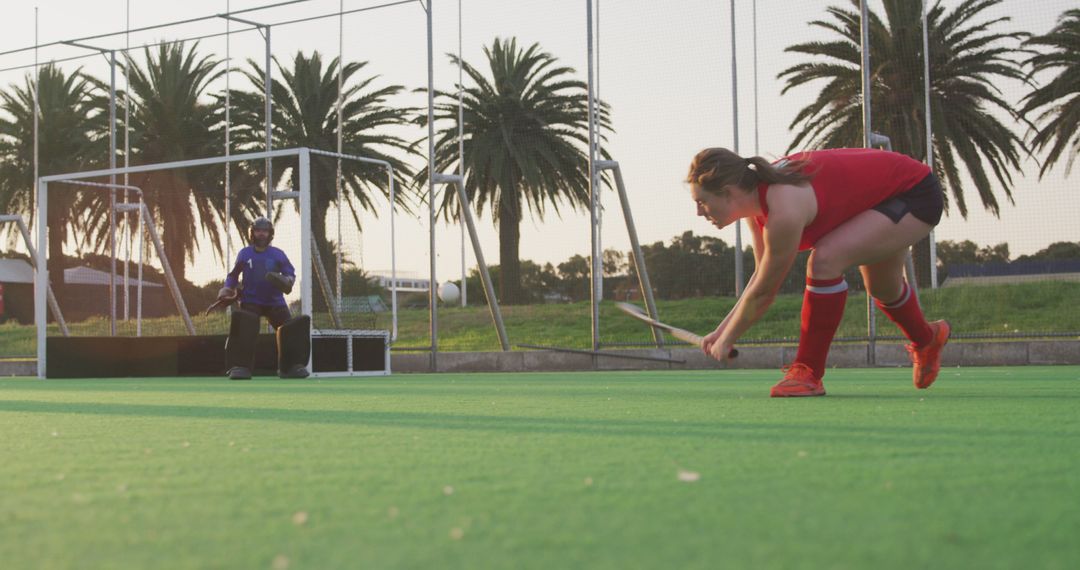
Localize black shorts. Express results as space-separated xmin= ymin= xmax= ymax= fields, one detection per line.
xmin=239 ymin=302 xmax=292 ymax=329
xmin=871 ymin=173 xmax=944 ymax=226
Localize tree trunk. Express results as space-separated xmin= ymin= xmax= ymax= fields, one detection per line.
xmin=498 ymin=196 xmax=523 ymax=305
xmin=47 ymin=213 xmax=66 ymax=286
xmin=161 ymin=183 xmax=188 ymax=286
xmin=310 ymin=194 xmax=335 ymax=312
xmin=163 ymin=221 xmax=187 ymax=286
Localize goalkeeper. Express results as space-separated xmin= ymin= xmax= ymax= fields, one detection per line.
xmin=216 ymin=216 xmax=310 ymax=380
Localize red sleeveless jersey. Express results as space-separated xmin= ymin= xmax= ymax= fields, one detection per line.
xmin=753 ymin=148 xmax=930 ymax=250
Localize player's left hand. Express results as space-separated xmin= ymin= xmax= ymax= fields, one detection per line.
xmin=217 ymin=286 xmax=238 ymax=301
xmin=266 ymin=271 xmax=295 ymax=294
xmin=707 ymin=335 xmax=736 ymax=363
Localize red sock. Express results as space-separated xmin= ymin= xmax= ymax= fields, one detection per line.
xmin=794 ymin=277 xmax=849 ymax=379
xmin=876 ymin=281 xmax=934 ymax=347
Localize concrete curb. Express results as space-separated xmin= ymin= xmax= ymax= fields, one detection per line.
xmin=4 ymin=339 xmax=1078 ymax=377
xmin=390 ymin=339 xmax=1080 ymax=374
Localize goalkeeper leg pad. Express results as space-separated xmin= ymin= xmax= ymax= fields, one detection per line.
xmin=226 ymin=309 xmax=260 ymax=378
xmin=277 ymin=315 xmax=311 ymax=379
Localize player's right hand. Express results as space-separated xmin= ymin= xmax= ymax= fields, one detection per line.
xmin=701 ymin=325 xmax=725 ymax=354
xmin=218 ymin=286 xmax=238 ymax=301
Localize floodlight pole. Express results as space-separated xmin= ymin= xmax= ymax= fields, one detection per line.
xmin=265 ymin=25 xmax=273 ymax=213
xmin=458 ymin=0 xmax=467 ymax=308
xmin=124 ymin=0 xmax=131 ymax=323
xmin=32 ymin=9 xmax=39 ymax=280
xmin=586 ymin=0 xmax=601 ymax=351
xmin=859 ymin=0 xmax=877 ymax=366
xmin=922 ymin=0 xmax=939 ymax=289
xmin=730 ymin=0 xmax=745 ymax=298
xmin=109 ymin=50 xmax=118 ymax=336
xmin=426 ymin=0 xmax=438 ymax=368
xmin=337 ymin=0 xmax=345 ymax=311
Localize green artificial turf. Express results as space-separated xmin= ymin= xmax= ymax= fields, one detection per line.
xmin=2 ymin=367 xmax=1078 ymax=569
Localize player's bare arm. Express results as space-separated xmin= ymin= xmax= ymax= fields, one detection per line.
xmin=702 ymin=218 xmax=768 ymax=353
xmin=706 ymin=185 xmax=811 ymax=361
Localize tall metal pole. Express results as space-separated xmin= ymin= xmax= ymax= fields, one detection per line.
xmin=123 ymin=2 xmax=131 ymax=321
xmin=922 ymin=0 xmax=938 ymax=289
xmin=264 ymin=25 xmax=273 ymax=214
xmin=336 ymin=0 xmax=344 ymax=309
xmin=225 ymin=0 xmax=232 ymax=275
xmin=751 ymin=0 xmax=760 ymax=278
xmin=753 ymin=0 xmax=759 ymax=158
xmin=109 ymin=51 xmax=118 ymax=336
xmin=458 ymin=0 xmax=467 ymax=308
xmin=595 ymin=0 xmax=603 ymax=301
xmin=33 ymin=10 xmax=41 ymax=347
xmin=859 ymin=0 xmax=876 ymax=365
xmin=586 ymin=0 xmax=600 ymax=351
xmin=731 ymin=0 xmax=744 ymax=297
xmin=33 ymin=8 xmax=38 ymax=252
xmin=426 ymin=0 xmax=438 ymax=368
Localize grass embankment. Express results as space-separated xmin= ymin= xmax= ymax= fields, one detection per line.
xmin=395 ymin=280 xmax=1080 ymax=350
xmin=2 ymin=281 xmax=1078 ymax=356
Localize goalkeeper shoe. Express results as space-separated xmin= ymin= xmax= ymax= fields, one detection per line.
xmin=228 ymin=366 xmax=252 ymax=381
xmin=279 ymin=365 xmax=310 ymax=379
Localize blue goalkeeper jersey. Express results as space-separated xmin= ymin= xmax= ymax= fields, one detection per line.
xmin=224 ymin=245 xmax=295 ymax=306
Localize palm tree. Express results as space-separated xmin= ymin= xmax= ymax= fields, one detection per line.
xmin=224 ymin=51 xmax=416 ymax=277
xmin=781 ymin=0 xmax=1030 ymax=217
xmin=1020 ymin=9 xmax=1080 ymax=177
xmin=121 ymin=41 xmax=225 ymax=284
xmin=778 ymin=0 xmax=1030 ymax=284
xmin=0 ymin=64 xmax=106 ymax=282
xmin=417 ymin=37 xmax=611 ymax=305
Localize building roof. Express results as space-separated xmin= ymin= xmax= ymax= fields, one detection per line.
xmin=0 ymin=258 xmax=34 ymax=284
xmin=63 ymin=266 xmax=164 ymax=288
xmin=0 ymin=261 xmax=166 ymax=287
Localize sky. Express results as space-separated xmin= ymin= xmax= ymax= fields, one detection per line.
xmin=1 ymin=0 xmax=1076 ymax=291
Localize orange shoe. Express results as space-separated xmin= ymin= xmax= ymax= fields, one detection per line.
xmin=770 ymin=363 xmax=826 ymax=397
xmin=908 ymin=320 xmax=951 ymax=389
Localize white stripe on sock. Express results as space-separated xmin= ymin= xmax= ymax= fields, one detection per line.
xmin=806 ymin=280 xmax=849 ymax=295
xmin=878 ymin=282 xmax=911 ymax=309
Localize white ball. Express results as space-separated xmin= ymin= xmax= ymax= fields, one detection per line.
xmin=438 ymin=282 xmax=461 ymax=303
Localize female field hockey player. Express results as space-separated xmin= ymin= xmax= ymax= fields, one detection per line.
xmin=688 ymin=147 xmax=950 ymax=397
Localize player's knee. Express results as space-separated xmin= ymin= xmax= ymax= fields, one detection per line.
xmin=867 ymin=279 xmax=905 ymax=305
xmin=229 ymin=309 xmax=260 ymax=338
xmin=806 ymin=249 xmax=847 ymax=280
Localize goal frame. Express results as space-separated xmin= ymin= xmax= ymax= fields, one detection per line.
xmin=35 ymin=146 xmax=397 ymax=378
